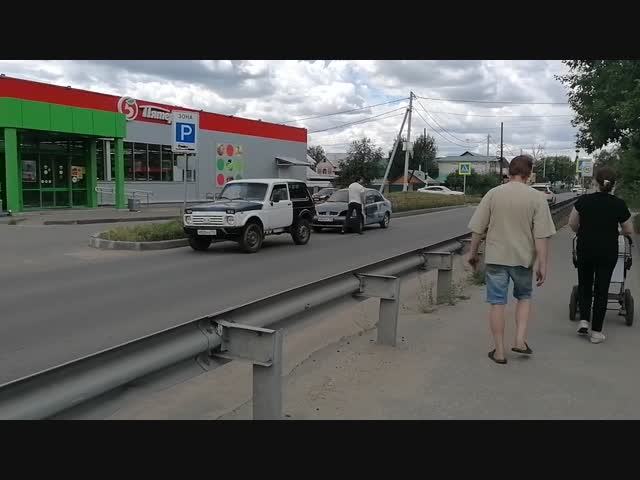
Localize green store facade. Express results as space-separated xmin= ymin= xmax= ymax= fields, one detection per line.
xmin=0 ymin=97 xmax=128 ymax=213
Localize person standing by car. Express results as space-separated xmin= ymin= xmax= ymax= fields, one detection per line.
xmin=342 ymin=178 xmax=366 ymax=234
xmin=466 ymin=155 xmax=556 ymax=364
xmin=568 ymin=167 xmax=634 ymax=344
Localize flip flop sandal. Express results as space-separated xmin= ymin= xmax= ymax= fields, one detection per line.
xmin=488 ymin=349 xmax=507 ymax=364
xmin=511 ymin=342 xmax=533 ymax=355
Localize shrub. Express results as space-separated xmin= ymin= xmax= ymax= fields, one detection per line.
xmin=99 ymin=219 xmax=186 ymax=242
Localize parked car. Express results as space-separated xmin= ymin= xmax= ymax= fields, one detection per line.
xmin=311 ymin=188 xmax=393 ymax=232
xmin=572 ymin=186 xmax=586 ymax=195
xmin=183 ymin=179 xmax=316 ymax=253
xmin=417 ymin=186 xmax=464 ymax=196
xmin=312 ymin=187 xmax=336 ymax=204
xmin=531 ymin=183 xmax=557 ymax=205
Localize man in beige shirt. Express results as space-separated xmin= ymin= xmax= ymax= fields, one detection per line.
xmin=466 ymin=155 xmax=556 ymax=365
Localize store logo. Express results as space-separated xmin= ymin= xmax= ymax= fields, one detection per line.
xmin=117 ymin=96 xmax=139 ymax=121
xmin=117 ymin=96 xmax=172 ymax=123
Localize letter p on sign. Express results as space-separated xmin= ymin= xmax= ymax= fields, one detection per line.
xmin=176 ymin=122 xmax=195 ymax=143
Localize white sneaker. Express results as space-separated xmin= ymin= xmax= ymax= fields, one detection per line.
xmin=577 ymin=320 xmax=590 ymax=336
xmin=590 ymin=331 xmax=606 ymax=344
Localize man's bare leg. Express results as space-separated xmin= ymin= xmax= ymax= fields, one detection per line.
xmin=514 ymin=299 xmax=531 ymax=350
xmin=489 ymin=305 xmax=507 ymax=360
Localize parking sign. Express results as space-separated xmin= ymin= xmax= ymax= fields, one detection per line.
xmin=459 ymin=162 xmax=471 ymax=176
xmin=172 ymin=110 xmax=199 ymax=154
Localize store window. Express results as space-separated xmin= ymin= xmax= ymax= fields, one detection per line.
xmin=105 ymin=141 xmax=195 ymax=182
xmin=96 ymin=140 xmax=105 ymax=181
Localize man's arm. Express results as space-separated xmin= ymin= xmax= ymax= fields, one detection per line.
xmin=534 ymin=237 xmax=549 ymax=286
xmin=622 ymin=218 xmax=634 ymax=236
xmin=466 ymin=192 xmax=492 ymax=267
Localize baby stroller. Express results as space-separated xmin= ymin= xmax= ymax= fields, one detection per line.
xmin=569 ymin=234 xmax=634 ymax=326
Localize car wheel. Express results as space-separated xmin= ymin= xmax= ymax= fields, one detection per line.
xmin=188 ymin=235 xmax=212 ymax=251
xmin=239 ymin=222 xmax=263 ymax=253
xmin=380 ymin=212 xmax=390 ymax=229
xmin=292 ymin=218 xmax=311 ymax=245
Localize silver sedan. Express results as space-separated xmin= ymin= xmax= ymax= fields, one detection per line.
xmin=311 ymin=188 xmax=393 ymax=232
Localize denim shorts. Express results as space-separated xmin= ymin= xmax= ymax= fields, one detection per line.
xmin=485 ymin=264 xmax=533 ymax=305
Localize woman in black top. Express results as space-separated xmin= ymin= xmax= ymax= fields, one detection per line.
xmin=568 ymin=167 xmax=633 ymax=344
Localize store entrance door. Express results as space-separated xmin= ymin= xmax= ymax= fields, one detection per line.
xmin=21 ymin=132 xmax=89 ymax=209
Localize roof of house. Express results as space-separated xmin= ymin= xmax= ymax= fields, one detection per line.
xmin=437 ymin=151 xmax=509 ymax=166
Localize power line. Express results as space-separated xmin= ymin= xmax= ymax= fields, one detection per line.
xmin=414 ymin=97 xmax=479 ymax=146
xmin=425 ymin=109 xmax=574 ymax=118
xmin=413 ymin=108 xmax=475 ymax=149
xmin=282 ymin=97 xmax=409 ymax=124
xmin=308 ymin=107 xmax=407 ymax=134
xmin=414 ymin=94 xmax=568 ymax=106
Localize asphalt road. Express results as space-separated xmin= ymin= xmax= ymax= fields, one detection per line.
xmin=0 ymin=207 xmax=476 ymax=383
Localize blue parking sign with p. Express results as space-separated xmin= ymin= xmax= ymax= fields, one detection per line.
xmin=176 ymin=122 xmax=195 ymax=143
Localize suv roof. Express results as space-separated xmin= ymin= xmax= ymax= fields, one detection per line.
xmin=225 ymin=178 xmax=306 ymax=185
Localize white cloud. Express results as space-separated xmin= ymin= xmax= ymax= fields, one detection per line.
xmin=0 ymin=60 xmax=581 ymax=158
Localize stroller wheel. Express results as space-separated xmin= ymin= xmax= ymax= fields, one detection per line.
xmin=570 ymin=285 xmax=579 ymax=321
xmin=624 ymin=289 xmax=634 ymax=326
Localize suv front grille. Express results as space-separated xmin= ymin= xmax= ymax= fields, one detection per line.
xmin=191 ymin=215 xmax=224 ymax=226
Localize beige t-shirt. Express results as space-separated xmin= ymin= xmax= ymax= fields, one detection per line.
xmin=468 ymin=181 xmax=556 ymax=268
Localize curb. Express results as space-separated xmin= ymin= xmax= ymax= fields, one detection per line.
xmin=89 ymin=234 xmax=188 ymax=251
xmin=45 ymin=215 xmax=178 ymax=226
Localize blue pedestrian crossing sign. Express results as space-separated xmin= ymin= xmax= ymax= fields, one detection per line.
xmin=458 ymin=162 xmax=471 ymax=176
xmin=172 ymin=110 xmax=199 ymax=154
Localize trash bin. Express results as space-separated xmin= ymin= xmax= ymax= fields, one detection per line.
xmin=128 ymin=197 xmax=141 ymax=212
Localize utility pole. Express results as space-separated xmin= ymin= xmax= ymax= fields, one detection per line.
xmin=423 ymin=127 xmax=427 ymax=173
xmin=402 ymin=91 xmax=413 ymax=192
xmin=500 ymin=122 xmax=504 ymax=182
xmin=379 ymin=108 xmax=409 ymax=194
xmin=486 ymin=134 xmax=490 ymax=174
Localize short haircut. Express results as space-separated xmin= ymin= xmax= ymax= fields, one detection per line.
xmin=509 ymin=155 xmax=533 ymax=177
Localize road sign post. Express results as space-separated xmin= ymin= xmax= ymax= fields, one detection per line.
xmin=459 ymin=162 xmax=471 ymax=195
xmin=172 ymin=111 xmax=199 ymax=210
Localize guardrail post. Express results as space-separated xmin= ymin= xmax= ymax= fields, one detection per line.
xmin=212 ymin=320 xmax=283 ymax=420
xmin=422 ymin=252 xmax=454 ymax=304
xmin=355 ymin=273 xmax=401 ymax=346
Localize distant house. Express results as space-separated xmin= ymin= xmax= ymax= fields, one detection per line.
xmin=305 ymin=166 xmax=337 ymax=194
xmin=371 ymin=169 xmax=438 ymax=192
xmin=435 ymin=151 xmax=509 ymax=183
xmin=315 ymin=152 xmax=345 ymax=176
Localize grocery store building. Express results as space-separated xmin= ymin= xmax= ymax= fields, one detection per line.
xmin=0 ymin=76 xmax=308 ymax=213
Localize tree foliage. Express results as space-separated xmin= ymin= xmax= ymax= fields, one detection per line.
xmin=557 ymin=60 xmax=640 ymax=205
xmin=533 ymin=155 xmax=575 ymax=185
xmin=386 ymin=133 xmax=438 ymax=181
xmin=444 ymin=169 xmax=501 ymax=196
xmin=335 ymin=137 xmax=384 ymax=187
xmin=306 ymin=145 xmax=328 ymax=170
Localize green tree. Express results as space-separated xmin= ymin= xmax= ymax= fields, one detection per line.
xmin=593 ymin=148 xmax=620 ymax=170
xmin=557 ymin=61 xmax=640 ymax=204
xmin=386 ymin=133 xmax=438 ymax=181
xmin=533 ymin=156 xmax=575 ymax=185
xmin=444 ymin=169 xmax=500 ymax=196
xmin=336 ymin=137 xmax=384 ymax=187
xmin=307 ymin=145 xmax=328 ymax=170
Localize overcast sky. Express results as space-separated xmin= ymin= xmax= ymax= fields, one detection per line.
xmin=0 ymin=60 xmax=581 ymax=158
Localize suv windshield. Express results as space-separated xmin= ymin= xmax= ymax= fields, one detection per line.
xmin=327 ymin=190 xmax=349 ymax=203
xmin=219 ymin=183 xmax=268 ymax=201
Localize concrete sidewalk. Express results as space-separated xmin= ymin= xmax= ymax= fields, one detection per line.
xmin=2 ymin=204 xmax=185 ymax=226
xmin=219 ymin=227 xmax=640 ymax=420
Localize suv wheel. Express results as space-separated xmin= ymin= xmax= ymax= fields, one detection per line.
xmin=189 ymin=235 xmax=212 ymax=251
xmin=240 ymin=222 xmax=263 ymax=253
xmin=292 ymin=218 xmax=311 ymax=245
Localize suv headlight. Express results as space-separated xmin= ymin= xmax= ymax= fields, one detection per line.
xmin=226 ymin=215 xmax=235 ymax=225
xmin=184 ymin=215 xmax=192 ymax=224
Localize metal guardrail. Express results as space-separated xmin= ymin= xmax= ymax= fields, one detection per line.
xmin=95 ymin=186 xmax=154 ymax=206
xmin=0 ymin=197 xmax=577 ymax=420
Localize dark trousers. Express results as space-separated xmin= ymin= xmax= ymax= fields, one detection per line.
xmin=577 ymin=250 xmax=617 ymax=332
xmin=343 ymin=202 xmax=363 ymax=233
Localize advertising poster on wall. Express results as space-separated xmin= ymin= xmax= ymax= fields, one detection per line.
xmin=216 ymin=143 xmax=245 ymax=188
xmin=22 ymin=160 xmax=37 ymax=182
